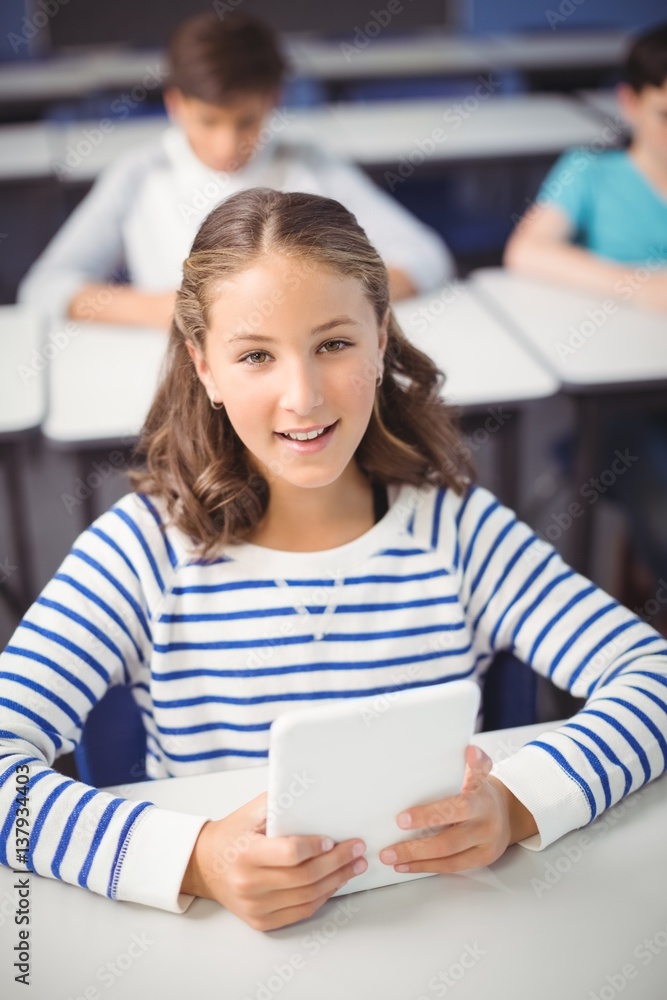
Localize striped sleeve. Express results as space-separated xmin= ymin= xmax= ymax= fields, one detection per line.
xmin=0 ymin=493 xmax=209 ymax=911
xmin=453 ymin=484 xmax=667 ymax=849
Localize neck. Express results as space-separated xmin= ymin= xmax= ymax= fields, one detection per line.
xmin=248 ymin=465 xmax=376 ymax=552
xmin=628 ymin=142 xmax=667 ymax=195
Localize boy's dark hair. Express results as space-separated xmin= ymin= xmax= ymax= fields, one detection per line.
xmin=625 ymin=22 xmax=667 ymax=93
xmin=167 ymin=12 xmax=287 ymax=103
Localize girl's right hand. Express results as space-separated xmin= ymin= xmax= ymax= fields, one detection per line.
xmin=180 ymin=792 xmax=368 ymax=930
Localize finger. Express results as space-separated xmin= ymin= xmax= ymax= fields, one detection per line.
xmin=461 ymin=745 xmax=493 ymax=794
xmin=258 ymin=839 xmax=367 ymax=891
xmin=249 ymin=887 xmax=339 ymax=933
xmin=382 ymin=843 xmax=496 ymax=877
xmin=380 ymin=822 xmax=477 ymax=867
xmin=395 ymin=794 xmax=469 ymax=832
xmin=264 ymin=853 xmax=368 ymax=909
xmin=256 ymin=834 xmax=366 ymax=872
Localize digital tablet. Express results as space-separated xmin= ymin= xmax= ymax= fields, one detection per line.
xmin=266 ymin=679 xmax=481 ymax=896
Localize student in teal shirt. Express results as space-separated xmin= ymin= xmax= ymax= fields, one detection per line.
xmin=505 ymin=22 xmax=667 ymax=625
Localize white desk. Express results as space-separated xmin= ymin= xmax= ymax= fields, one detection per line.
xmin=2 ymin=719 xmax=665 ymax=1000
xmin=0 ymin=122 xmax=60 ymax=183
xmin=0 ymin=306 xmax=45 ymax=614
xmin=283 ymin=93 xmax=613 ymax=165
xmin=577 ymin=89 xmax=629 ymax=130
xmin=0 ymin=305 xmax=45 ymax=438
xmin=42 ymin=323 xmax=166 ymax=448
xmin=0 ymin=92 xmax=619 ymax=184
xmin=471 ymin=268 xmax=667 ymax=392
xmin=471 ymin=268 xmax=667 ymax=575
xmin=394 ymin=282 xmax=557 ymax=407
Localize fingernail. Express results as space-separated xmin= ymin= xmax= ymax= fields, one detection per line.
xmin=397 ymin=812 xmax=411 ymax=829
xmin=353 ymin=858 xmax=367 ymax=875
xmin=473 ymin=746 xmax=484 ymax=762
xmin=352 ymin=841 xmax=366 ymax=858
xmin=321 ymin=837 xmax=334 ymax=852
xmin=395 ymin=864 xmax=410 ymax=873
xmin=380 ymin=849 xmax=397 ymax=864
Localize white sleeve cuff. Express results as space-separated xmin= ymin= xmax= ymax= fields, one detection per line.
xmin=491 ymin=743 xmax=592 ymax=851
xmin=114 ymin=806 xmax=210 ymax=912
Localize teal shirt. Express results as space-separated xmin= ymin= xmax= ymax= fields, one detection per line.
xmin=536 ymin=148 xmax=667 ymax=266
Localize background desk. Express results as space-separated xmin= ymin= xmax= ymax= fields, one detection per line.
xmin=2 ymin=719 xmax=665 ymax=1000
xmin=0 ymin=306 xmax=45 ymax=615
xmin=471 ymin=268 xmax=667 ymax=574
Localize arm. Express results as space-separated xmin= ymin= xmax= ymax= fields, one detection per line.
xmin=0 ymin=494 xmax=208 ymax=911
xmin=504 ymin=166 xmax=667 ymax=313
xmin=320 ymin=154 xmax=455 ymax=298
xmin=17 ymin=146 xmax=175 ymax=327
xmin=68 ymin=284 xmax=176 ymax=329
xmin=457 ymin=485 xmax=667 ymax=849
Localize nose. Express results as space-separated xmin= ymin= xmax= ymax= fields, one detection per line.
xmin=279 ymin=359 xmax=324 ymax=416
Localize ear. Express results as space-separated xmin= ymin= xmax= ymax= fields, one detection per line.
xmin=163 ymin=87 xmax=185 ymax=124
xmin=185 ymin=340 xmax=218 ymax=401
xmin=616 ymin=82 xmax=639 ymax=125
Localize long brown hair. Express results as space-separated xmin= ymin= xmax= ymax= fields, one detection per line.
xmin=130 ymin=188 xmax=473 ymax=558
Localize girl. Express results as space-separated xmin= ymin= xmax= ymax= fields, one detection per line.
xmin=1 ymin=188 xmax=666 ymax=933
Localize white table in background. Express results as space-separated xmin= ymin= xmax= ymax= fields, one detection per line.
xmin=0 ymin=305 xmax=45 ymax=614
xmin=51 ymin=94 xmax=620 ymax=185
xmin=471 ymin=267 xmax=667 ymax=573
xmin=576 ymin=88 xmax=630 ymax=133
xmin=2 ymin=718 xmax=665 ymax=1000
xmin=395 ymin=282 xmax=557 ymax=508
xmin=0 ymin=122 xmax=60 ymax=183
xmin=42 ymin=322 xmax=167 ymax=525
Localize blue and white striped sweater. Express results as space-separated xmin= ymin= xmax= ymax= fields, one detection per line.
xmin=1 ymin=481 xmax=666 ymax=912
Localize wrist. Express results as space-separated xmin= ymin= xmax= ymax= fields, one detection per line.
xmin=180 ymin=820 xmax=214 ymax=899
xmin=489 ymin=776 xmax=538 ymax=844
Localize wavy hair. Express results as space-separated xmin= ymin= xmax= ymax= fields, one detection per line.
xmin=130 ymin=187 xmax=474 ymax=557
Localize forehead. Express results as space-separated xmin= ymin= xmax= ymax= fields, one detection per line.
xmin=206 ymin=257 xmax=375 ymax=335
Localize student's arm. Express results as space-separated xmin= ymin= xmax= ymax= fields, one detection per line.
xmin=68 ymin=284 xmax=176 ymax=329
xmin=456 ymin=484 xmax=667 ymax=850
xmin=317 ymin=152 xmax=455 ymax=298
xmin=17 ymin=146 xmax=175 ymax=327
xmin=0 ymin=494 xmax=209 ymax=912
xmin=504 ymin=151 xmax=667 ymax=312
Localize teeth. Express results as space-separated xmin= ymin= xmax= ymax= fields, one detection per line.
xmin=284 ymin=426 xmax=328 ymax=441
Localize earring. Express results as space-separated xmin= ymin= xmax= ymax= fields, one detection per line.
xmin=210 ymin=397 xmax=224 ymax=410
xmin=376 ymin=372 xmax=383 ymax=387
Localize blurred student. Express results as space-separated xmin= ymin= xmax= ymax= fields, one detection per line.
xmin=504 ymin=23 xmax=667 ymax=626
xmin=504 ymin=22 xmax=667 ymax=312
xmin=17 ymin=12 xmax=453 ymax=328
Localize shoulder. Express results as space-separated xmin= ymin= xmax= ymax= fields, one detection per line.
xmin=74 ymin=491 xmax=193 ymax=598
xmin=93 ymin=133 xmax=169 ymax=192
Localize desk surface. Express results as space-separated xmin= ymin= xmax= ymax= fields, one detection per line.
xmin=393 ymin=282 xmax=557 ymax=407
xmin=2 ymin=719 xmax=665 ymax=1000
xmin=472 ymin=268 xmax=667 ymax=393
xmin=1 ymin=92 xmax=617 ymax=184
xmin=0 ymin=305 xmax=45 ymax=439
xmin=42 ymin=323 xmax=167 ymax=447
xmin=41 ymin=286 xmax=556 ymax=449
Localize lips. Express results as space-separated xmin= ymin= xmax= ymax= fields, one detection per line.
xmin=277 ymin=422 xmax=336 ymax=439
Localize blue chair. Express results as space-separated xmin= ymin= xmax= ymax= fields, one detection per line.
xmin=74 ymin=685 xmax=147 ymax=787
xmin=480 ymin=652 xmax=537 ymax=731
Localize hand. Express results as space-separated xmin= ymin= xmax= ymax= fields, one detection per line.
xmin=633 ymin=270 xmax=667 ymax=313
xmin=379 ymin=745 xmax=537 ymax=875
xmin=180 ymin=792 xmax=368 ymax=931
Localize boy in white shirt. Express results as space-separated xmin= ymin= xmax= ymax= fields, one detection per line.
xmin=18 ymin=12 xmax=453 ymax=328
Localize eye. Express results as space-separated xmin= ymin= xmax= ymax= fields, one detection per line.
xmin=321 ymin=339 xmax=350 ymax=353
xmin=241 ymin=350 xmax=270 ymax=367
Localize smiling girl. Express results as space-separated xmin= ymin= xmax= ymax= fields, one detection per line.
xmin=1 ymin=188 xmax=666 ymax=931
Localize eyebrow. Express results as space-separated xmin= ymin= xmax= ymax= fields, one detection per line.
xmin=224 ymin=316 xmax=362 ymax=346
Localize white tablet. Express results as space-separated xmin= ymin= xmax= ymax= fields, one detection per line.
xmin=266 ymin=679 xmax=481 ymax=896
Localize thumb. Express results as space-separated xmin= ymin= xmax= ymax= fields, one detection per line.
xmin=461 ymin=744 xmax=493 ymax=794
xmin=245 ymin=791 xmax=268 ymax=834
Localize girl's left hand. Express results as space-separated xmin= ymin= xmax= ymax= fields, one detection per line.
xmin=379 ymin=745 xmax=538 ymax=875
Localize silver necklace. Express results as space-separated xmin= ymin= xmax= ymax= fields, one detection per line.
xmin=273 ymin=570 xmax=346 ymax=641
